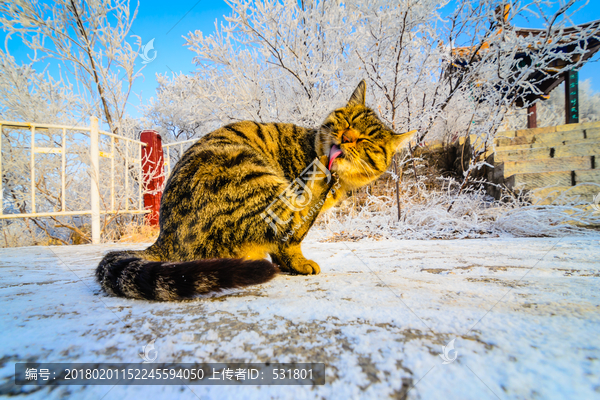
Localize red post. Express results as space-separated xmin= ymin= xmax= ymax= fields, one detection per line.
xmin=527 ymin=103 xmax=537 ymax=129
xmin=140 ymin=130 xmax=164 ymax=226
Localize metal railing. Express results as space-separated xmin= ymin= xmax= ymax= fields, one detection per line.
xmin=162 ymin=137 xmax=199 ymax=176
xmin=0 ymin=116 xmax=149 ymax=244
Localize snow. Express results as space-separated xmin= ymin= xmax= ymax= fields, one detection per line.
xmin=1 ymin=234 xmax=600 ymax=399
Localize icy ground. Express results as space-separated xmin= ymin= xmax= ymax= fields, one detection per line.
xmin=1 ymin=234 xmax=599 ymax=399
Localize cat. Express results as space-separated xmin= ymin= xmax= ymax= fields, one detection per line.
xmin=96 ymin=80 xmax=415 ymax=300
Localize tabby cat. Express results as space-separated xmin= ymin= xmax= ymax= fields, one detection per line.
xmin=96 ymin=81 xmax=415 ymax=300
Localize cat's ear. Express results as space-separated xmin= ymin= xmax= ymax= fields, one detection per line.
xmin=347 ymin=80 xmax=366 ymax=107
xmin=391 ymin=129 xmax=418 ymax=152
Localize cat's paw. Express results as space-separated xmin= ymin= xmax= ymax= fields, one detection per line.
xmin=290 ymin=259 xmax=321 ymax=275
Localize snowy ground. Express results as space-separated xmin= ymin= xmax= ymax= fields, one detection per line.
xmin=1 ymin=234 xmax=599 ymax=399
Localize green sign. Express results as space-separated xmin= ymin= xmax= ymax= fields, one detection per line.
xmin=565 ymin=70 xmax=578 ymax=124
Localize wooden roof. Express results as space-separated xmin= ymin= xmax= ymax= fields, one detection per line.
xmin=449 ymin=13 xmax=600 ymax=107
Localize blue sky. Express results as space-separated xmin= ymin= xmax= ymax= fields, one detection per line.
xmin=3 ymin=0 xmax=600 ymax=120
xmin=125 ymin=0 xmax=232 ymax=116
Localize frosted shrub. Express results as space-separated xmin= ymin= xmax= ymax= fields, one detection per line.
xmin=314 ymin=176 xmax=600 ymax=241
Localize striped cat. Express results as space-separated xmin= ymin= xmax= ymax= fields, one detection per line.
xmin=96 ymin=80 xmax=415 ymax=300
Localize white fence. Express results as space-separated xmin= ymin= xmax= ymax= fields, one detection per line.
xmin=0 ymin=116 xmax=149 ymax=244
xmin=162 ymin=137 xmax=199 ymax=176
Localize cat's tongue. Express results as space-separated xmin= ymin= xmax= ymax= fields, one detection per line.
xmin=328 ymin=144 xmax=343 ymax=170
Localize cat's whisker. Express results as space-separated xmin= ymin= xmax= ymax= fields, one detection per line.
xmin=348 ymin=154 xmax=367 ymax=177
xmin=356 ymin=156 xmax=374 ymax=179
xmin=356 ymin=158 xmax=372 ymax=176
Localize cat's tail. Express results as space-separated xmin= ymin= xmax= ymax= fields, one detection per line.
xmin=95 ymin=251 xmax=279 ymax=301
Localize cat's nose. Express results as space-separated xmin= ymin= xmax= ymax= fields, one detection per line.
xmin=342 ymin=129 xmax=358 ymax=144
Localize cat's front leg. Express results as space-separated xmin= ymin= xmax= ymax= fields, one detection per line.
xmin=266 ymin=156 xmax=334 ymax=275
xmin=284 ymin=155 xmax=337 ymax=241
xmin=270 ymin=244 xmax=320 ymax=275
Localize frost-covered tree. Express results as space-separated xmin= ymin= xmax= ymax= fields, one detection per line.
xmin=149 ymin=0 xmax=596 ymax=143
xmin=0 ymin=0 xmax=148 ymax=246
xmin=0 ymin=50 xmax=83 ymax=124
xmin=0 ymin=0 xmax=143 ymax=131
